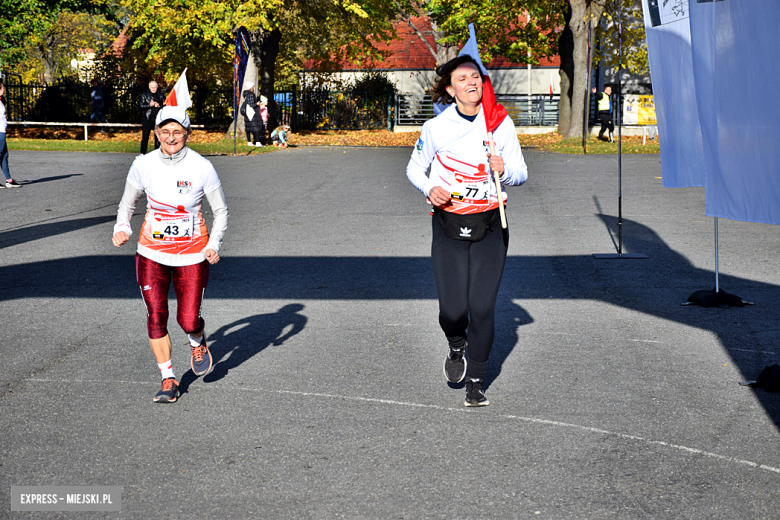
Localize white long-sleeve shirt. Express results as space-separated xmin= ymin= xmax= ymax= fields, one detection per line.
xmin=406 ymin=104 xmax=527 ymax=214
xmin=0 ymin=99 xmax=7 ymax=133
xmin=114 ymin=147 xmax=228 ymax=266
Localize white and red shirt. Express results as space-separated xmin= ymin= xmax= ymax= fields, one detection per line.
xmin=406 ymin=104 xmax=527 ymax=214
xmin=114 ymin=147 xmax=228 ymax=266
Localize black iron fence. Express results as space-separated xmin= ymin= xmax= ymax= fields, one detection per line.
xmin=395 ymin=93 xmax=561 ymax=127
xmin=2 ymin=78 xmax=575 ymax=131
xmin=0 ymin=77 xmax=236 ymax=127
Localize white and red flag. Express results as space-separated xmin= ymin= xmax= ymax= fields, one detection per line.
xmin=549 ymin=71 xmax=554 ymax=96
xmin=164 ymin=68 xmax=192 ymax=110
xmin=456 ymin=24 xmax=509 ymax=133
xmin=457 ymin=23 xmax=509 ymax=228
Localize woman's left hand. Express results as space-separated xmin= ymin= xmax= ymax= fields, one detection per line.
xmin=487 ymin=153 xmax=504 ymax=176
xmin=205 ymin=249 xmax=220 ymax=265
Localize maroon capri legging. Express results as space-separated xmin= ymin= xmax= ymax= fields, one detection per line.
xmin=135 ymin=253 xmax=209 ymax=339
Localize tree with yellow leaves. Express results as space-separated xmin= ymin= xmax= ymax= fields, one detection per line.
xmin=123 ymin=0 xmax=399 ymax=130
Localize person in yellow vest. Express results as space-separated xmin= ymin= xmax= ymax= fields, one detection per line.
xmin=592 ymin=86 xmax=614 ymax=142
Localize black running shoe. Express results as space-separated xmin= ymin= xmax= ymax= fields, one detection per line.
xmin=153 ymin=377 xmax=180 ymax=403
xmin=190 ymin=336 xmax=212 ymax=376
xmin=443 ymin=347 xmax=467 ymax=383
xmin=464 ymin=378 xmax=489 ymax=407
xmin=5 ymin=179 xmax=21 ymax=188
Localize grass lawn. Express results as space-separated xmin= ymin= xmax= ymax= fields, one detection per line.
xmin=5 ymin=127 xmax=660 ymax=155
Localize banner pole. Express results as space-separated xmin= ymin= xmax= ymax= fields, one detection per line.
xmin=593 ymin=0 xmax=647 ymax=260
xmin=233 ymin=70 xmax=237 ymax=155
xmin=583 ymin=9 xmax=592 ymax=154
xmin=714 ymin=217 xmax=720 ymax=293
xmin=617 ymin=0 xmax=624 ymax=256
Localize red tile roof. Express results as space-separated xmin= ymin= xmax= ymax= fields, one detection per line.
xmin=304 ymin=17 xmax=560 ymax=71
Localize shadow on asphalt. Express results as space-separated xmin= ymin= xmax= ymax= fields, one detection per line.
xmin=178 ymin=304 xmax=308 ymax=393
xmin=19 ymin=174 xmax=84 ymax=185
xmin=0 ymin=215 xmax=116 ymax=249
xmin=1 ymin=216 xmax=778 ymax=425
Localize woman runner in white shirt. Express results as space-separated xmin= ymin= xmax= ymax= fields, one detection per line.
xmin=112 ymin=106 xmax=228 ymax=403
xmin=406 ymin=55 xmax=528 ymax=406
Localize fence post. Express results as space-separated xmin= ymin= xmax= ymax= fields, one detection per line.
xmin=291 ymin=85 xmax=297 ymax=132
xmin=387 ymin=88 xmax=392 ymax=131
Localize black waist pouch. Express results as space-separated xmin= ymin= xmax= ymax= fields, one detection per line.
xmin=434 ymin=207 xmax=499 ymax=242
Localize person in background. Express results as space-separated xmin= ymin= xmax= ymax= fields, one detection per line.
xmin=0 ymin=82 xmax=22 ymax=188
xmin=593 ymin=86 xmax=614 ymax=142
xmin=139 ymin=80 xmax=165 ymax=155
xmin=270 ymin=125 xmax=291 ymax=148
xmin=90 ymin=78 xmax=108 ymax=124
xmin=257 ymin=95 xmax=269 ymax=146
xmin=240 ymin=82 xmax=263 ymax=147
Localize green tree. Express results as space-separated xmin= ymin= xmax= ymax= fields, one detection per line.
xmin=389 ymin=0 xmax=646 ymax=140
xmin=0 ymin=0 xmax=116 ymax=79
xmin=16 ymin=11 xmax=117 ymax=84
xmin=123 ymin=0 xmax=399 ymax=132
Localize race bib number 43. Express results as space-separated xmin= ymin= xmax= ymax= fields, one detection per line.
xmin=151 ymin=212 xmax=193 ymax=242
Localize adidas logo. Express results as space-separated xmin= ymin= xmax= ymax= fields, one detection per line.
xmin=459 ymin=227 xmax=472 ymax=237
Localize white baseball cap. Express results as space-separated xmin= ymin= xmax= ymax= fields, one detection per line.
xmin=155 ymin=105 xmax=191 ymax=128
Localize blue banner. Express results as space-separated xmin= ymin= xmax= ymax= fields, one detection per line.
xmin=690 ymin=0 xmax=780 ymax=224
xmin=641 ymin=0 xmax=705 ymax=188
xmin=234 ymin=26 xmax=251 ymax=111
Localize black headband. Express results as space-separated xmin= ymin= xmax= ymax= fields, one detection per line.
xmin=435 ymin=55 xmax=482 ymax=77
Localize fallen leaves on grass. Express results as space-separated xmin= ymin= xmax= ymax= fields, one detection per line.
xmin=8 ymin=127 xmax=229 ymax=143
xmin=288 ymin=130 xmax=419 ymax=147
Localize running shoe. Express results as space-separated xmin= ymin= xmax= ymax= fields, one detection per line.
xmin=5 ymin=180 xmax=22 ymax=188
xmin=464 ymin=378 xmax=489 ymax=407
xmin=190 ymin=336 xmax=212 ymax=376
xmin=153 ymin=377 xmax=180 ymax=403
xmin=443 ymin=346 xmax=467 ymax=383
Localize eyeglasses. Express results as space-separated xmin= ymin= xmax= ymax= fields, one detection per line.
xmin=158 ymin=130 xmax=186 ymax=138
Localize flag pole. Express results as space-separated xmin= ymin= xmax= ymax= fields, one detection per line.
xmin=233 ymin=62 xmax=238 ymax=155
xmin=593 ymin=0 xmax=647 ymax=260
xmin=487 ymin=132 xmax=507 ymax=229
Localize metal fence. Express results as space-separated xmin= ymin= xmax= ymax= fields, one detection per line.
xmin=293 ymin=90 xmax=392 ymax=131
xmin=0 ymin=79 xmax=392 ymax=131
xmin=2 ymin=78 xmax=574 ymax=131
xmin=395 ymin=93 xmax=561 ymax=127
xmin=1 ymin=78 xmax=236 ymax=127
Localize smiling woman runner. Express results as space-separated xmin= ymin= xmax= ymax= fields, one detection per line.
xmin=406 ymin=55 xmax=528 ymax=407
xmin=112 ymin=106 xmax=228 ymax=403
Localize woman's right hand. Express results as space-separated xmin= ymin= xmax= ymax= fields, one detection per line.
xmin=428 ymin=186 xmax=452 ymax=207
xmin=112 ymin=231 xmax=129 ymax=247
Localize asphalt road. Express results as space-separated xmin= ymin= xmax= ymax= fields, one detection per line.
xmin=1 ymin=145 xmax=779 ymax=518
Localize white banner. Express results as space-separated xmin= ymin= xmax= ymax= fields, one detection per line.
xmin=641 ymin=0 xmax=705 ymax=188
xmin=689 ymin=0 xmax=780 ymax=224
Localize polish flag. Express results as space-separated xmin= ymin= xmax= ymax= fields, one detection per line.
xmin=549 ymin=71 xmax=554 ymax=96
xmin=164 ymin=68 xmax=192 ymax=110
xmin=457 ymin=24 xmax=508 ymax=133
xmin=457 ymin=24 xmax=509 ymax=229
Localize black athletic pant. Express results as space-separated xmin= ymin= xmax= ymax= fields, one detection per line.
xmin=431 ymin=213 xmax=508 ymax=364
xmin=598 ymin=112 xmax=614 ymax=138
xmin=140 ymin=119 xmax=159 ymax=154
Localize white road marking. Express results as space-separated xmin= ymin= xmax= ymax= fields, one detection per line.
xmin=23 ymin=377 xmax=780 ymax=475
